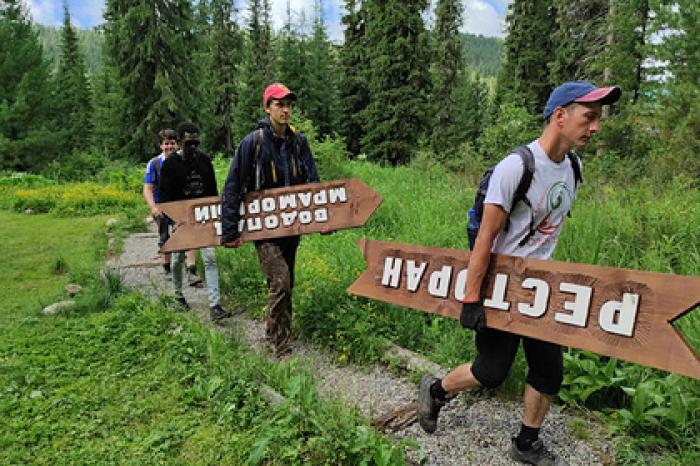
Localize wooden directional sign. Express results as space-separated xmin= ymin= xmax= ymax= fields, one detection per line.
xmin=159 ymin=178 xmax=382 ymax=253
xmin=347 ymin=239 xmax=700 ymax=379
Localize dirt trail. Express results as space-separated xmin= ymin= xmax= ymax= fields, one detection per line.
xmin=107 ymin=223 xmax=614 ymax=465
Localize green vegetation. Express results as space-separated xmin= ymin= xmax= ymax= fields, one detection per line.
xmin=0 ymin=209 xmax=410 ymax=464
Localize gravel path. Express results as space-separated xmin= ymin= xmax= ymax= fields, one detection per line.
xmin=106 ymin=221 xmax=615 ymax=465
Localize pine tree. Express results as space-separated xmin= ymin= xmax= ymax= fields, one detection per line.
xmin=430 ymin=0 xmax=466 ymax=157
xmin=277 ymin=0 xmax=308 ymax=107
xmin=338 ymin=0 xmax=369 ymax=156
xmin=497 ymin=0 xmax=557 ymax=116
xmin=0 ymin=0 xmax=55 ymax=171
xmin=204 ymin=0 xmax=241 ymax=154
xmin=54 ymin=4 xmax=93 ymax=154
xmin=233 ymin=0 xmax=275 ymax=141
xmin=103 ymin=0 xmax=199 ymax=160
xmin=305 ymin=0 xmax=338 ymax=137
xmin=549 ymin=0 xmax=608 ymax=85
xmin=361 ymin=0 xmax=432 ymax=165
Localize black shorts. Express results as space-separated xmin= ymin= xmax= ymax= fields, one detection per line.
xmin=470 ymin=328 xmax=563 ymax=396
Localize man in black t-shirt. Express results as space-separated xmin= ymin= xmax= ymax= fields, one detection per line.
xmin=159 ymin=122 xmax=231 ymax=321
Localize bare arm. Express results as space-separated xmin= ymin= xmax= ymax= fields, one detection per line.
xmin=463 ymin=203 xmax=507 ymax=302
xmin=143 ymin=184 xmax=161 ymax=217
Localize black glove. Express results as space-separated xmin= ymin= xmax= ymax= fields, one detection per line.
xmin=460 ymin=301 xmax=486 ymax=332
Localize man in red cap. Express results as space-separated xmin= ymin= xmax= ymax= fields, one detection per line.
xmin=220 ymin=83 xmax=320 ymax=357
xmin=417 ymin=81 xmax=621 ymax=465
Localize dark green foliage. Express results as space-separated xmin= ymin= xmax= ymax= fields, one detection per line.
xmin=303 ymin=2 xmax=338 ymax=138
xmin=277 ymin=1 xmax=309 ymax=112
xmin=36 ymin=24 xmax=104 ymax=77
xmin=200 ymin=0 xmax=241 ymax=155
xmin=461 ymin=32 xmax=503 ymax=78
xmin=338 ymin=0 xmax=369 ymax=156
xmin=361 ymin=0 xmax=432 ymax=165
xmin=549 ymin=0 xmax=608 ymax=85
xmin=103 ymin=0 xmax=200 ymax=160
xmin=429 ymin=0 xmax=466 ymax=157
xmin=232 ymin=0 xmax=274 ymax=142
xmin=0 ymin=0 xmax=55 ymax=171
xmin=53 ymin=5 xmax=93 ymax=155
xmin=497 ymin=0 xmax=557 ymax=116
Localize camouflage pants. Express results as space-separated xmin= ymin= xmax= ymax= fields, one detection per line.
xmin=255 ymin=236 xmax=300 ymax=355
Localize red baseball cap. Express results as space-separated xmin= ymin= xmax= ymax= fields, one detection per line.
xmin=263 ymin=83 xmax=297 ymax=107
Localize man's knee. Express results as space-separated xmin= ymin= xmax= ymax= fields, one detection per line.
xmin=471 ymin=360 xmax=510 ymax=389
xmin=526 ymin=368 xmax=563 ymax=396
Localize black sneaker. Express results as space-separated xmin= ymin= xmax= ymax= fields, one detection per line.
xmin=210 ymin=304 xmax=232 ymax=321
xmin=417 ymin=375 xmax=446 ymax=434
xmin=510 ymin=438 xmax=566 ymax=466
xmin=175 ymin=295 xmax=190 ymax=311
xmin=187 ymin=269 xmax=203 ymax=287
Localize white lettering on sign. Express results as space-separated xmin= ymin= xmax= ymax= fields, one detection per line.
xmin=264 ymin=215 xmax=279 ymax=229
xmin=329 ymin=187 xmax=347 ymax=203
xmin=281 ymin=211 xmax=297 ymax=226
xmin=599 ymin=293 xmax=640 ymax=336
xmin=279 ymin=194 xmax=297 ymax=210
xmin=299 ymin=192 xmax=313 ymax=208
xmin=406 ymin=260 xmax=427 ymax=292
xmin=518 ymin=278 xmax=549 ymax=318
xmin=196 ymin=204 xmax=222 ymax=223
xmin=248 ymin=199 xmax=261 ymax=214
xmin=555 ymin=283 xmax=592 ymax=327
xmin=299 ymin=211 xmax=313 ymax=224
xmin=378 ymin=256 xmax=641 ymax=337
xmin=314 ymin=208 xmax=328 ymax=223
xmin=382 ymin=257 xmax=402 ymax=288
xmin=454 ymin=269 xmax=468 ymax=301
xmin=262 ymin=197 xmax=276 ymax=213
xmin=428 ymin=266 xmax=452 ymax=298
xmin=247 ymin=217 xmax=262 ymax=231
xmin=313 ymin=190 xmax=327 ymax=205
xmin=214 ymin=221 xmax=222 ymax=236
xmin=484 ymin=273 xmax=510 ymax=311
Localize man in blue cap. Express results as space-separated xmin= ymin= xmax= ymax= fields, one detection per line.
xmin=417 ymin=81 xmax=621 ymax=465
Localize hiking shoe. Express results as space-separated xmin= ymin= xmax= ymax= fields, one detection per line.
xmin=187 ymin=270 xmax=203 ymax=287
xmin=510 ymin=438 xmax=566 ymax=466
xmin=417 ymin=375 xmax=446 ymax=434
xmin=175 ymin=295 xmax=190 ymax=311
xmin=210 ymin=304 xmax=232 ymax=321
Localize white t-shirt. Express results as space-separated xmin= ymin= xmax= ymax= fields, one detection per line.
xmin=485 ymin=140 xmax=581 ymax=259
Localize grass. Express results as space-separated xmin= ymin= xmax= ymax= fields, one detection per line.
xmin=0 ymin=209 xmax=409 ymax=464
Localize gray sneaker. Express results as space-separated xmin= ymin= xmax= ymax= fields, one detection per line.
xmin=417 ymin=375 xmax=446 ymax=434
xmin=210 ymin=304 xmax=232 ymax=321
xmin=510 ymin=438 xmax=566 ymax=465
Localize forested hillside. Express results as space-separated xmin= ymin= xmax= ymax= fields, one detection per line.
xmin=36 ymin=24 xmax=103 ymax=76
xmin=461 ymin=32 xmax=502 ymax=77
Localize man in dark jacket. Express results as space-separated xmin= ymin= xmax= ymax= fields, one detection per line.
xmin=220 ymin=83 xmax=320 ymax=357
xmin=159 ymin=122 xmax=231 ymax=322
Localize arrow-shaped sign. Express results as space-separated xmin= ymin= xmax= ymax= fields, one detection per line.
xmin=159 ymin=178 xmax=382 ymax=253
xmin=347 ymin=239 xmax=700 ymax=379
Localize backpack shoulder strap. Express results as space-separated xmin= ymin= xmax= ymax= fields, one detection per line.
xmin=567 ymin=152 xmax=583 ymax=188
xmin=252 ymin=128 xmax=264 ymax=191
xmin=511 ymin=145 xmax=535 ymax=209
xmin=150 ymin=155 xmax=162 ymax=186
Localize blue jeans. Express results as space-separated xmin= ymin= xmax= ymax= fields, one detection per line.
xmin=171 ymin=247 xmax=219 ymax=308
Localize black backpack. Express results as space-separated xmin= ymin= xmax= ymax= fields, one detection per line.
xmin=466 ymin=146 xmax=582 ymax=250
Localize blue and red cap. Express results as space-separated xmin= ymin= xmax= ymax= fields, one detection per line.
xmin=544 ymin=81 xmax=621 ymax=119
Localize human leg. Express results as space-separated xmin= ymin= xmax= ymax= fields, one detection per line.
xmin=255 ymin=240 xmax=294 ymax=355
xmin=170 ymin=251 xmax=188 ymax=310
xmin=509 ymin=338 xmax=565 ymax=465
xmin=418 ymin=329 xmax=520 ymax=433
xmin=200 ymin=247 xmax=220 ymax=308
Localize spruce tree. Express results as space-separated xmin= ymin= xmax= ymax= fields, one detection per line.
xmin=277 ymin=0 xmax=308 ymax=107
xmin=54 ymin=4 xmax=93 ymax=154
xmin=0 ymin=0 xmax=54 ymax=171
xmin=233 ymin=0 xmax=275 ymax=141
xmin=549 ymin=0 xmax=608 ymax=85
xmin=430 ymin=0 xmax=466 ymax=157
xmin=205 ymin=0 xmax=241 ymax=154
xmin=361 ymin=0 xmax=431 ymax=165
xmin=497 ymin=0 xmax=557 ymax=116
xmin=103 ymin=0 xmax=199 ymax=160
xmin=338 ymin=0 xmax=369 ymax=156
xmin=305 ymin=0 xmax=338 ymax=137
